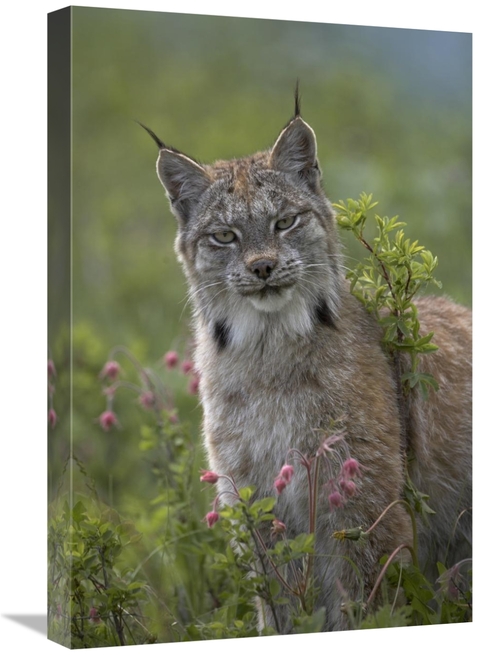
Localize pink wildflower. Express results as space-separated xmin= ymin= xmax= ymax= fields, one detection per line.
xmin=342 ymin=458 xmax=361 ymax=479
xmin=164 ymin=351 xmax=179 ymax=368
xmin=181 ymin=360 xmax=194 ymax=375
xmin=48 ymin=359 xmax=56 ymax=379
xmin=169 ymin=411 xmax=179 ymax=424
xmin=279 ymin=464 xmax=294 ymax=483
xmin=271 ymin=519 xmax=287 ymax=536
xmin=99 ymin=410 xmax=118 ymax=431
xmin=188 ymin=375 xmax=200 ymax=395
xmin=200 ymin=470 xmax=219 ymax=484
xmin=100 ymin=360 xmax=120 ymax=381
xmin=274 ymin=477 xmax=287 ymax=495
xmin=89 ymin=607 xmax=101 ymax=625
xmin=328 ymin=491 xmax=344 ymax=510
xmin=339 ymin=479 xmax=357 ymax=497
xmin=316 ymin=431 xmax=345 ymax=457
xmin=205 ymin=511 xmax=219 ymax=528
xmin=139 ymin=390 xmax=155 ymax=410
xmin=48 ymin=408 xmax=58 ymax=429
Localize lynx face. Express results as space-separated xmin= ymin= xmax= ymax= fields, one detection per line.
xmin=145 ymin=113 xmax=343 ymax=348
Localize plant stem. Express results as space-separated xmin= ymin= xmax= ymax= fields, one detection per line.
xmin=364 ymin=499 xmax=418 ymax=561
xmin=247 ymin=524 xmax=283 ymax=633
xmin=366 ymin=543 xmax=418 ymax=607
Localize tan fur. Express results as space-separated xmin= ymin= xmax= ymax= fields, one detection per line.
xmin=149 ymin=109 xmax=472 ymax=632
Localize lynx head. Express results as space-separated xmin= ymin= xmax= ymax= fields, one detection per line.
xmin=142 ymin=94 xmax=343 ymax=349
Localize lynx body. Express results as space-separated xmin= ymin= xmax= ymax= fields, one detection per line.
xmin=145 ymin=101 xmax=472 ymax=631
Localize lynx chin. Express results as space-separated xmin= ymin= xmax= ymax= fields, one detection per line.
xmin=141 ymin=93 xmax=472 ymax=632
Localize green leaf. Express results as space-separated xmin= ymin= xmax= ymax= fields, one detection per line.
xmin=251 ymin=496 xmax=276 ymax=513
xmin=269 ymin=578 xmax=281 ymax=598
xmin=293 ymin=607 xmax=326 ymax=633
xmin=361 ymin=604 xmax=413 ymax=629
xmin=238 ymin=486 xmax=255 ymax=502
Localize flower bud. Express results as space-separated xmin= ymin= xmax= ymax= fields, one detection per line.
xmin=332 ymin=527 xmax=366 ymax=542
xmin=89 ymin=607 xmax=101 ymax=624
xmin=181 ymin=360 xmax=194 ymax=375
xmin=205 ymin=511 xmax=219 ymax=528
xmin=164 ymin=351 xmax=179 ymax=368
xmin=139 ymin=390 xmax=155 ymax=410
xmin=99 ymin=410 xmax=118 ymax=431
xmin=271 ymin=519 xmax=287 ymax=535
xmin=328 ymin=491 xmax=344 ymax=510
xmin=339 ymin=479 xmax=357 ymax=497
xmin=200 ymin=470 xmax=219 ymax=484
xmin=342 ymin=458 xmax=361 ymax=479
xmin=48 ymin=408 xmax=58 ymax=429
xmin=274 ymin=477 xmax=287 ymax=495
xmin=279 ymin=464 xmax=294 ymax=483
xmin=100 ymin=360 xmax=120 ymax=381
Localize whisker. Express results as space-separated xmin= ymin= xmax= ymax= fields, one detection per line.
xmin=194 ymin=286 xmax=230 ymax=319
xmin=179 ymin=280 xmax=225 ymax=320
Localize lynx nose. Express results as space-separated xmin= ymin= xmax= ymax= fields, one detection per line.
xmin=250 ymin=259 xmax=276 ymax=280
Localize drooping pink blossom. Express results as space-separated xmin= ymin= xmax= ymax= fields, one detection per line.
xmin=89 ymin=607 xmax=101 ymax=624
xmin=274 ymin=477 xmax=287 ymax=495
xmin=200 ymin=470 xmax=219 ymax=484
xmin=341 ymin=458 xmax=362 ymax=479
xmin=279 ymin=464 xmax=294 ymax=483
xmin=164 ymin=351 xmax=179 ymax=369
xmin=271 ymin=519 xmax=287 ymax=536
xmin=100 ymin=360 xmax=120 ymax=381
xmin=328 ymin=491 xmax=344 ymax=510
xmin=48 ymin=408 xmax=58 ymax=429
xmin=99 ymin=410 xmax=118 ymax=431
xmin=181 ymin=360 xmax=194 ymax=375
xmin=205 ymin=511 xmax=220 ymax=528
xmin=339 ymin=479 xmax=357 ymax=497
xmin=139 ymin=390 xmax=155 ymax=410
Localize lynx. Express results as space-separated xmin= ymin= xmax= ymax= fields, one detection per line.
xmin=141 ymin=94 xmax=472 ymax=631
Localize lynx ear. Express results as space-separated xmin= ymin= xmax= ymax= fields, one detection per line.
xmin=156 ymin=149 xmax=212 ymax=223
xmin=137 ymin=121 xmax=211 ymax=222
xmin=269 ymin=117 xmax=321 ymax=190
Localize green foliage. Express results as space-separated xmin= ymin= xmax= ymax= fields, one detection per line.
xmin=48 ymin=496 xmax=155 ymax=648
xmin=359 ymin=558 xmax=472 ymax=629
xmin=334 ymin=192 xmax=442 ymax=398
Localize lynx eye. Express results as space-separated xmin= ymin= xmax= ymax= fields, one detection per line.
xmin=212 ymin=230 xmax=236 ymax=244
xmin=276 ymin=215 xmax=297 ymax=231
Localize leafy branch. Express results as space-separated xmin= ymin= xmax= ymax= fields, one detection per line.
xmin=334 ymin=192 xmax=441 ymax=402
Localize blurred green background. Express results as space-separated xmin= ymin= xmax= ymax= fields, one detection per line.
xmin=70 ymin=8 xmax=471 ymax=353
xmin=47 ymin=8 xmax=471 ymax=642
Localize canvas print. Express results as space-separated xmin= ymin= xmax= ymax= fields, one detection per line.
xmin=48 ymin=6 xmax=472 ymax=648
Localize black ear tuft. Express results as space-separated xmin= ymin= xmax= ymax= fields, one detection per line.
xmin=136 ymin=120 xmax=167 ymax=150
xmin=294 ymin=80 xmax=301 ymax=119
